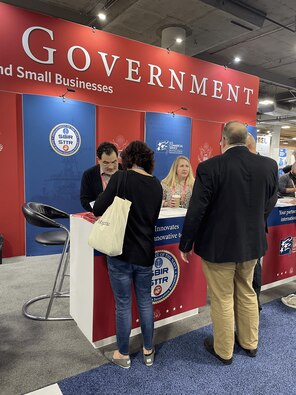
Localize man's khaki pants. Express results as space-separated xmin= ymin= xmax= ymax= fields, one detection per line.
xmin=202 ymin=259 xmax=259 ymax=360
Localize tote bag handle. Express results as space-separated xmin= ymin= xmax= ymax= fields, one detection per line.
xmin=116 ymin=170 xmax=128 ymax=199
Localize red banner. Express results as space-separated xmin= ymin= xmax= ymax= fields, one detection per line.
xmin=191 ymin=120 xmax=224 ymax=173
xmin=0 ymin=3 xmax=258 ymax=124
xmin=0 ymin=92 xmax=25 ymax=257
xmin=97 ymin=107 xmax=144 ymax=156
xmin=92 ymin=245 xmax=206 ymax=343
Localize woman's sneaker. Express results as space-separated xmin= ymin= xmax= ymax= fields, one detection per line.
xmin=143 ymin=349 xmax=155 ymax=367
xmin=104 ymin=350 xmax=131 ymax=369
xmin=281 ymin=294 xmax=296 ymax=309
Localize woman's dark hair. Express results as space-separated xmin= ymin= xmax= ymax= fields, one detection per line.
xmin=121 ymin=141 xmax=154 ymax=174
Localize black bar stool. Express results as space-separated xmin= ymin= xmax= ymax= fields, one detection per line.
xmin=22 ymin=202 xmax=73 ymax=321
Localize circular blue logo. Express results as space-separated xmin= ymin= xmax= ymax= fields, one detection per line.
xmin=49 ymin=123 xmax=81 ymax=156
xmin=151 ymin=250 xmax=179 ymax=304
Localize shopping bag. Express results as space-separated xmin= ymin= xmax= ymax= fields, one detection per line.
xmin=88 ymin=172 xmax=132 ymax=256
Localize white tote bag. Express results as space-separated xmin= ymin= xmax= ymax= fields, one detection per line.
xmin=88 ymin=173 xmax=132 ymax=256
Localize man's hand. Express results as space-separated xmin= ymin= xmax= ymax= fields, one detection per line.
xmin=180 ymin=250 xmax=192 ymax=263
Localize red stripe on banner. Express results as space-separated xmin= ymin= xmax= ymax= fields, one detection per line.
xmin=0 ymin=92 xmax=25 ymax=257
xmin=96 ymin=107 xmax=144 ymax=157
xmin=190 ymin=120 xmax=224 ymax=173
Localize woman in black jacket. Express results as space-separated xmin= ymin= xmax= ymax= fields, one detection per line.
xmin=93 ymin=141 xmax=162 ymax=369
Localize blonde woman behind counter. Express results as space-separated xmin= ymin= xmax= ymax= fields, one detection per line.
xmin=161 ymin=156 xmax=195 ymax=208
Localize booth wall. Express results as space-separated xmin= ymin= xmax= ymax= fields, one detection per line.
xmin=190 ymin=120 xmax=223 ymax=173
xmin=0 ymin=92 xmax=25 ymax=257
xmin=0 ymin=3 xmax=259 ymax=126
xmin=0 ymin=3 xmax=259 ymax=258
xmin=22 ymin=95 xmax=96 ymax=255
xmin=145 ymin=112 xmax=192 ymax=181
xmin=97 ymin=107 xmax=144 ymax=153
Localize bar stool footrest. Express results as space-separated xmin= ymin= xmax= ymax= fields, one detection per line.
xmin=22 ymin=294 xmax=73 ymax=321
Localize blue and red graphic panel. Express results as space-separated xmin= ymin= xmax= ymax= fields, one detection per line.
xmin=264 ymin=206 xmax=296 ymax=284
xmin=145 ymin=112 xmax=192 ymax=181
xmin=23 ymin=95 xmax=96 ymax=255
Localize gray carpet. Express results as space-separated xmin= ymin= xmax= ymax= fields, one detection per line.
xmin=0 ymin=256 xmax=295 ymax=395
xmin=0 ymin=256 xmax=102 ymax=395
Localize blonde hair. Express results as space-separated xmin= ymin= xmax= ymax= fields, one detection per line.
xmin=162 ymin=156 xmax=195 ymax=189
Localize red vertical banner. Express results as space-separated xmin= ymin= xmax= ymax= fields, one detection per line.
xmin=263 ymin=208 xmax=296 ymax=285
xmin=263 ymin=223 xmax=296 ymax=285
xmin=96 ymin=107 xmax=144 ymax=158
xmin=190 ymin=120 xmax=223 ymax=173
xmin=0 ymin=92 xmax=25 ymax=257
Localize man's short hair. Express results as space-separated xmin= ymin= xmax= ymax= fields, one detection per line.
xmin=222 ymin=121 xmax=248 ymax=145
xmin=97 ymin=142 xmax=118 ymax=159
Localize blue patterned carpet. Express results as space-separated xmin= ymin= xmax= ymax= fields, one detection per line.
xmin=59 ymin=300 xmax=296 ymax=395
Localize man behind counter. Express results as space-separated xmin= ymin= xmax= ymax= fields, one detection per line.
xmin=278 ymin=162 xmax=296 ymax=198
xmin=80 ymin=142 xmax=121 ymax=212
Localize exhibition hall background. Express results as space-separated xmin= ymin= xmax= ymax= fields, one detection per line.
xmin=0 ymin=3 xmax=259 ymax=258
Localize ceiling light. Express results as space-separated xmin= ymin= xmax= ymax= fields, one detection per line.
xmin=234 ymin=57 xmax=241 ymax=63
xmin=267 ymin=130 xmax=271 ymax=134
xmin=259 ymin=99 xmax=274 ymax=105
xmin=281 ymin=125 xmax=291 ymax=129
xmin=282 ymin=142 xmax=289 ymax=144
xmin=175 ymin=37 xmax=183 ymax=44
xmin=257 ymin=129 xmax=260 ymax=132
xmin=292 ymin=137 xmax=296 ymax=140
xmin=98 ymin=12 xmax=106 ymax=21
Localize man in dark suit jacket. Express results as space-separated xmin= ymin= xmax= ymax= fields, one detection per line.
xmin=80 ymin=142 xmax=121 ymax=212
xmin=179 ymin=121 xmax=278 ymax=365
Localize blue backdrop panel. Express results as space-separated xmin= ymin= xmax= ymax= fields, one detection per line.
xmin=145 ymin=112 xmax=192 ymax=181
xmin=23 ymin=95 xmax=96 ymax=256
xmin=247 ymin=125 xmax=257 ymax=139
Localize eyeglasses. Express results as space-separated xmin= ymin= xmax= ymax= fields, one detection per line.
xmin=101 ymin=159 xmax=118 ymax=166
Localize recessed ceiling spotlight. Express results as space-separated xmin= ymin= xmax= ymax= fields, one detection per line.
xmin=257 ymin=129 xmax=260 ymax=132
xmin=175 ymin=37 xmax=183 ymax=44
xmin=281 ymin=125 xmax=291 ymax=129
xmin=98 ymin=12 xmax=106 ymax=21
xmin=259 ymin=99 xmax=274 ymax=105
xmin=267 ymin=130 xmax=271 ymax=134
xmin=234 ymin=56 xmax=241 ymax=63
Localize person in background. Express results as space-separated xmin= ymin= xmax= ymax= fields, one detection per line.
xmin=93 ymin=141 xmax=162 ymax=369
xmin=246 ymin=133 xmax=262 ymax=312
xmin=282 ymin=150 xmax=296 ymax=173
xmin=278 ymin=162 xmax=296 ymax=197
xmin=161 ymin=156 xmax=195 ymax=208
xmin=282 ymin=164 xmax=292 ymax=174
xmin=80 ymin=142 xmax=121 ymax=212
xmin=179 ymin=121 xmax=278 ymax=365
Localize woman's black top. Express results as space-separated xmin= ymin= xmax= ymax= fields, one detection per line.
xmin=93 ymin=170 xmax=163 ymax=266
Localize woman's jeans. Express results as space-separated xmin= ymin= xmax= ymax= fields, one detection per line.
xmin=107 ymin=256 xmax=154 ymax=355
